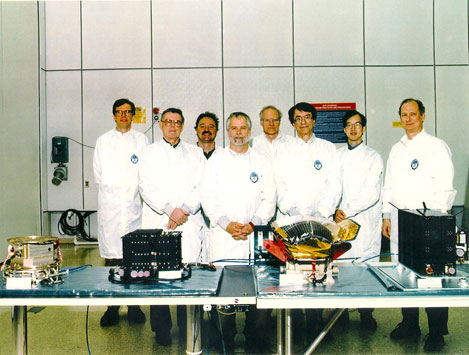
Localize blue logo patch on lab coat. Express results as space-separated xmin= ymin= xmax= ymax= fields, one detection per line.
xmin=250 ymin=172 xmax=259 ymax=183
xmin=314 ymin=160 xmax=323 ymax=170
xmin=130 ymin=154 xmax=139 ymax=164
xmin=411 ymin=158 xmax=419 ymax=170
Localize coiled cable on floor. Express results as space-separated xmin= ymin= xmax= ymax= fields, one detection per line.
xmin=58 ymin=209 xmax=96 ymax=241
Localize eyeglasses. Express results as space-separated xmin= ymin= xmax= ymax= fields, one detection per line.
xmin=115 ymin=110 xmax=132 ymax=116
xmin=261 ymin=118 xmax=280 ymax=124
xmin=161 ymin=119 xmax=183 ymax=127
xmin=294 ymin=114 xmax=313 ymax=123
xmin=345 ymin=122 xmax=362 ymax=128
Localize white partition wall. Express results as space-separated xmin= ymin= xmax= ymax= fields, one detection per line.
xmin=40 ymin=0 xmax=469 ymax=229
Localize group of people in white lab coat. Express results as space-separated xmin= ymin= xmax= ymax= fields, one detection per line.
xmin=93 ymin=97 xmax=455 ymax=353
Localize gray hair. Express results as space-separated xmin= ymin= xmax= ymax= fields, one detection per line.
xmin=259 ymin=105 xmax=282 ymax=120
xmin=226 ymin=112 xmax=252 ymax=130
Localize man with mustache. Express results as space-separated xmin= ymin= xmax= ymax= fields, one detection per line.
xmin=201 ymin=112 xmax=276 ymax=353
xmin=195 ymin=111 xmax=219 ymax=159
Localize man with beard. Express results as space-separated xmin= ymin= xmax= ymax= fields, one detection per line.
xmin=195 ymin=112 xmax=219 ymax=159
xmin=201 ymin=112 xmax=276 ymax=353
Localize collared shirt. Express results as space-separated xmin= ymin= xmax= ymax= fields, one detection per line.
xmin=252 ymin=131 xmax=293 ymax=159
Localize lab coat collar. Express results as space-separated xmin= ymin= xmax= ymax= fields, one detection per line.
xmin=228 ymin=146 xmax=250 ymax=156
xmin=113 ymin=128 xmax=133 ymax=137
xmin=400 ymin=128 xmax=427 ymax=146
xmin=347 ymin=141 xmax=363 ymax=150
xmin=163 ymin=137 xmax=181 ymax=148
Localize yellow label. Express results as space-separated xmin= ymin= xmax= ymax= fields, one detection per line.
xmin=133 ymin=107 xmax=146 ymax=124
xmin=392 ymin=121 xmax=402 ymax=128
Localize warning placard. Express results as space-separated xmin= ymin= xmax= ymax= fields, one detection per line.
xmin=311 ymin=103 xmax=356 ymax=143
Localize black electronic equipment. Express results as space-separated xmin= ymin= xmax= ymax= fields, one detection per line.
xmin=121 ymin=229 xmax=182 ymax=282
xmin=51 ymin=137 xmax=69 ymax=164
xmin=398 ymin=208 xmax=456 ymax=277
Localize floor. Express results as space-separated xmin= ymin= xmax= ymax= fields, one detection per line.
xmin=2 ymin=241 xmax=469 ymax=355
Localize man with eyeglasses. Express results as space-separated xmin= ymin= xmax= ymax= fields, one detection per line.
xmin=274 ymin=102 xmax=342 ymax=345
xmin=201 ymin=112 xmax=276 ymax=353
xmin=252 ymin=105 xmax=293 ymax=158
xmin=334 ymin=110 xmax=383 ymax=330
xmin=138 ymin=107 xmax=206 ymax=346
xmin=383 ymin=98 xmax=456 ymax=352
xmin=93 ymin=98 xmax=149 ymax=327
xmin=194 ymin=111 xmax=219 ymax=159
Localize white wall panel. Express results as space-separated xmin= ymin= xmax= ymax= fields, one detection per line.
xmin=152 ymin=0 xmax=222 ymax=68
xmin=82 ymin=0 xmax=151 ymax=69
xmin=365 ymin=66 xmax=435 ymax=165
xmin=46 ymin=71 xmax=83 ymax=211
xmin=223 ymin=67 xmax=295 ymax=142
xmin=223 ymin=0 xmax=292 ymax=67
xmin=44 ymin=0 xmax=81 ymax=70
xmin=294 ymin=0 xmax=363 ymax=66
xmin=435 ymin=0 xmax=469 ymax=65
xmin=152 ymin=68 xmax=223 ymax=146
xmin=436 ymin=66 xmax=469 ymax=206
xmin=82 ymin=69 xmax=153 ymax=210
xmin=365 ymin=0 xmax=433 ymax=65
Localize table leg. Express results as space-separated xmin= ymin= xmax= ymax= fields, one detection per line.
xmin=11 ymin=305 xmax=27 ymax=355
xmin=285 ymin=308 xmax=292 ymax=355
xmin=186 ymin=305 xmax=202 ymax=355
xmin=303 ymin=308 xmax=345 ymax=355
xmin=277 ymin=309 xmax=284 ymax=355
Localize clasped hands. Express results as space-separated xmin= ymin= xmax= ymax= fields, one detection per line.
xmin=226 ymin=222 xmax=253 ymax=240
xmin=167 ymin=208 xmax=189 ymax=230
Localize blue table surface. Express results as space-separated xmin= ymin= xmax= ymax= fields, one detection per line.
xmin=0 ymin=266 xmax=223 ymax=298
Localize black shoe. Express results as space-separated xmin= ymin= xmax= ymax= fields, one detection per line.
xmin=360 ymin=313 xmax=377 ymax=331
xmin=128 ymin=306 xmax=146 ymax=324
xmin=423 ymin=334 xmax=445 ymax=352
xmin=155 ymin=330 xmax=172 ymax=346
xmin=390 ymin=321 xmax=421 ymax=340
xmin=100 ymin=307 xmax=119 ymax=327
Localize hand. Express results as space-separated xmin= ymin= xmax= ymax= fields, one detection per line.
xmin=168 ymin=208 xmax=189 ymax=230
xmin=382 ymin=219 xmax=391 ymax=239
xmin=334 ymin=209 xmax=347 ymax=223
xmin=226 ymin=222 xmax=249 ymax=240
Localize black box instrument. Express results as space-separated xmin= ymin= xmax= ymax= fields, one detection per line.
xmin=121 ymin=229 xmax=182 ymax=282
xmin=398 ymin=208 xmax=456 ymax=276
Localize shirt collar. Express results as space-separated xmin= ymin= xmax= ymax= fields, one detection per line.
xmin=347 ymin=141 xmax=363 ymax=150
xmin=163 ymin=137 xmax=181 ymax=148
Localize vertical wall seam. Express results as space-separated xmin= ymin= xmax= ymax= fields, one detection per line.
xmin=80 ymin=0 xmax=85 ymax=209
xmin=221 ymin=0 xmax=225 ymax=147
xmin=37 ymin=0 xmax=43 ymax=234
xmin=363 ymin=0 xmax=368 ymax=145
xmin=150 ymin=0 xmax=154 ymax=143
xmin=433 ymin=0 xmax=438 ymax=137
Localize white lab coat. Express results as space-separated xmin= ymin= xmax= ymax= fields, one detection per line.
xmin=138 ymin=140 xmax=206 ymax=263
xmin=201 ymin=147 xmax=276 ymax=262
xmin=382 ymin=129 xmax=456 ymax=260
xmin=251 ymin=131 xmax=294 ymax=159
xmin=337 ymin=143 xmax=383 ymax=260
xmin=93 ymin=128 xmax=150 ymax=259
xmin=275 ymin=135 xmax=342 ymax=219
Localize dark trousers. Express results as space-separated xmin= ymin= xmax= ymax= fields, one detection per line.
xmin=104 ymin=258 xmax=139 ymax=314
xmin=402 ymin=307 xmax=448 ymax=335
xmin=150 ymin=305 xmax=186 ymax=334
